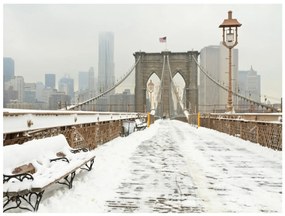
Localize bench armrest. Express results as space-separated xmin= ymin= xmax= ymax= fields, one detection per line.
xmin=70 ymin=148 xmax=88 ymax=154
xmin=50 ymin=157 xmax=69 ymax=163
xmin=3 ymin=173 xmax=34 ymax=183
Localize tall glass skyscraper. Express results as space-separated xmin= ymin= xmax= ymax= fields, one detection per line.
xmin=88 ymin=67 xmax=95 ymax=91
xmin=58 ymin=75 xmax=74 ymax=100
xmin=45 ymin=74 xmax=56 ymax=89
xmin=199 ymin=43 xmax=238 ymax=113
xmin=78 ymin=72 xmax=89 ymax=92
xmin=98 ymin=32 xmax=114 ymax=93
xmin=238 ymin=66 xmax=261 ymax=103
xmin=3 ymin=57 xmax=15 ymax=82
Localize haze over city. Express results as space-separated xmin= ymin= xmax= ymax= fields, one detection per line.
xmin=2 ymin=1 xmax=283 ymax=103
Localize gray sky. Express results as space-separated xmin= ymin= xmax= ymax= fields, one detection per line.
xmin=3 ymin=2 xmax=283 ymax=103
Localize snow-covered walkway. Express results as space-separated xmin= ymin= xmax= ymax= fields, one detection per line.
xmin=11 ymin=119 xmax=282 ymax=213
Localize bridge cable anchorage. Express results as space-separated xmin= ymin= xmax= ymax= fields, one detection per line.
xmin=166 ymin=55 xmax=190 ymax=119
xmin=66 ymin=56 xmax=141 ymax=110
xmin=191 ymin=55 xmax=279 ymax=113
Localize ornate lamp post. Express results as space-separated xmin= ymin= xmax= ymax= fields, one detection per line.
xmin=219 ymin=10 xmax=242 ymax=113
xmin=147 ymin=79 xmax=155 ymax=110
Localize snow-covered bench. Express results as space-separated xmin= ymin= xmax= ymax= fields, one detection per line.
xmin=121 ymin=118 xmax=147 ymax=136
xmin=122 ymin=120 xmax=136 ymax=136
xmin=3 ymin=134 xmax=96 ymax=212
xmin=135 ymin=118 xmax=147 ymax=131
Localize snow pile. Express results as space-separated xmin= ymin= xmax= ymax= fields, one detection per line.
xmin=3 ymin=135 xmax=69 ymax=173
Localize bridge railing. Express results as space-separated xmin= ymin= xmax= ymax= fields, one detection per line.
xmin=188 ymin=113 xmax=282 ymax=151
xmin=3 ymin=109 xmax=148 ymax=148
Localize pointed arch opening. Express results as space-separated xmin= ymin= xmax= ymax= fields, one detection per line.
xmin=146 ymin=72 xmax=161 ymax=112
xmin=171 ymin=72 xmax=186 ymax=116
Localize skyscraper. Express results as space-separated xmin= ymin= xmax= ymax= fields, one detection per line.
xmin=98 ymin=32 xmax=114 ymax=93
xmin=78 ymin=71 xmax=89 ymax=92
xmin=88 ymin=67 xmax=95 ymax=91
xmin=199 ymin=43 xmax=238 ymax=113
xmin=58 ymin=75 xmax=74 ymax=101
xmin=238 ymin=66 xmax=261 ymax=103
xmin=45 ymin=74 xmax=56 ymax=89
xmin=3 ymin=57 xmax=15 ymax=82
xmin=4 ymin=76 xmax=24 ymax=103
xmin=199 ymin=45 xmax=220 ymax=112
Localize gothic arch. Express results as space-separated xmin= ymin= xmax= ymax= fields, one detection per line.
xmin=134 ymin=51 xmax=199 ymax=116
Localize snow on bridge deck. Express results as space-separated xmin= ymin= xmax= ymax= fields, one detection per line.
xmin=14 ymin=119 xmax=281 ymax=213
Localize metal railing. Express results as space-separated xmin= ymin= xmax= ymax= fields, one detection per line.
xmin=3 ymin=109 xmax=148 ymax=147
xmin=188 ymin=113 xmax=282 ymax=151
xmin=3 ymin=109 xmax=145 ymax=134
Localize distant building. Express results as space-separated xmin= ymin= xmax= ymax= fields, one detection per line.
xmin=95 ymin=97 xmax=109 ymax=112
xmin=45 ymin=74 xmax=56 ymax=89
xmin=77 ymin=67 xmax=96 ymax=106
xmin=109 ymin=89 xmax=135 ymax=112
xmin=199 ymin=45 xmax=220 ymax=113
xmin=41 ymin=88 xmax=57 ymax=105
xmin=78 ymin=71 xmax=89 ymax=92
xmin=24 ymin=82 xmax=37 ymax=103
xmin=3 ymin=86 xmax=17 ymax=107
xmin=98 ymin=32 xmax=114 ymax=93
xmin=199 ymin=43 xmax=239 ymax=113
xmin=36 ymin=82 xmax=45 ymax=102
xmin=3 ymin=57 xmax=15 ymax=82
xmin=88 ymin=67 xmax=95 ymax=91
xmin=4 ymin=76 xmax=25 ymax=103
xmin=6 ymin=101 xmax=34 ymax=109
xmin=238 ymin=66 xmax=261 ymax=104
xmin=6 ymin=101 xmax=48 ymax=110
xmin=58 ymin=75 xmax=74 ymax=102
xmin=49 ymin=92 xmax=70 ymax=110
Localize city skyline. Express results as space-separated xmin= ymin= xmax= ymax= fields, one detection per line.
xmin=2 ymin=2 xmax=283 ymax=103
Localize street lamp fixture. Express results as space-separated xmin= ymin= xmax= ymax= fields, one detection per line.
xmin=147 ymin=79 xmax=155 ymax=110
xmin=147 ymin=79 xmax=154 ymax=93
xmin=219 ymin=10 xmax=242 ymax=113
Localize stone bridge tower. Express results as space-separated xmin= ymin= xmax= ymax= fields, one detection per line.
xmin=134 ymin=51 xmax=199 ymax=117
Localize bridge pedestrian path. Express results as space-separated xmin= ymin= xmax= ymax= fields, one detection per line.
xmin=31 ymin=119 xmax=281 ymax=213
xmin=104 ymin=120 xmax=282 ymax=213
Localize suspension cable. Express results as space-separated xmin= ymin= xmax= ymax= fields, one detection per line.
xmin=67 ymin=56 xmax=141 ymax=110
xmin=166 ymin=55 xmax=184 ymax=110
xmin=166 ymin=55 xmax=190 ymax=119
xmin=191 ymin=55 xmax=279 ymax=112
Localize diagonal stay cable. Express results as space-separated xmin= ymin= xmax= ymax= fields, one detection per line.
xmin=166 ymin=55 xmax=187 ymax=112
xmin=155 ymin=54 xmax=166 ymax=109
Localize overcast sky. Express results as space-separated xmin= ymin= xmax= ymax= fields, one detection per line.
xmin=2 ymin=1 xmax=283 ymax=102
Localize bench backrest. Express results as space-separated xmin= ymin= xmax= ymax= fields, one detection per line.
xmin=3 ymin=134 xmax=70 ymax=173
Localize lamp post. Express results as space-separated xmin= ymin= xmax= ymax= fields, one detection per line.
xmin=147 ymin=79 xmax=155 ymax=111
xmin=219 ymin=10 xmax=242 ymax=113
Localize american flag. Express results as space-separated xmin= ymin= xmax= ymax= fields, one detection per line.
xmin=159 ymin=36 xmax=167 ymax=43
